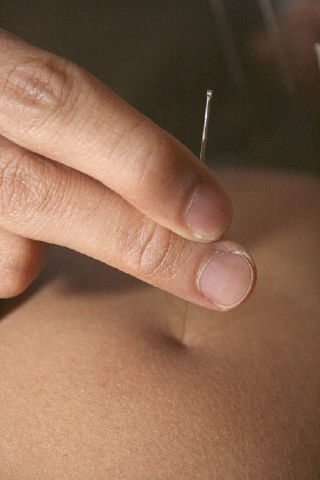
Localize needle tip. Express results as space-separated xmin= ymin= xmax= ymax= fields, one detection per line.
xmin=207 ymin=89 xmax=213 ymax=99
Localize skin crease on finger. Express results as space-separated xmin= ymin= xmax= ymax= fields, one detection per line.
xmin=0 ymin=169 xmax=319 ymax=480
xmin=0 ymin=29 xmax=233 ymax=244
xmin=0 ymin=29 xmax=256 ymax=310
xmin=0 ymin=134 xmax=255 ymax=312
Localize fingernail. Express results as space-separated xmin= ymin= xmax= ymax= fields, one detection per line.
xmin=185 ymin=184 xmax=230 ymax=240
xmin=198 ymin=252 xmax=254 ymax=309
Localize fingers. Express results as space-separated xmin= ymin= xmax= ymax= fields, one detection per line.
xmin=0 ymin=29 xmax=232 ymax=243
xmin=0 ymin=137 xmax=255 ymax=310
xmin=0 ymin=228 xmax=48 ymax=298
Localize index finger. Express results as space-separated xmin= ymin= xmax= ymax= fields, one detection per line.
xmin=0 ymin=29 xmax=232 ymax=242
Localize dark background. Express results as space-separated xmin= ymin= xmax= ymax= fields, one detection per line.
xmin=1 ymin=0 xmax=319 ymax=172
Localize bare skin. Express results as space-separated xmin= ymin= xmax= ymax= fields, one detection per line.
xmin=0 ymin=29 xmax=255 ymax=312
xmin=0 ymin=169 xmax=319 ymax=479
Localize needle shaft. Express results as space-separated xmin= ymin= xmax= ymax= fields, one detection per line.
xmin=180 ymin=90 xmax=213 ymax=343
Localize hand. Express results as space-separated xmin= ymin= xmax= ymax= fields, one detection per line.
xmin=0 ymin=29 xmax=256 ymax=311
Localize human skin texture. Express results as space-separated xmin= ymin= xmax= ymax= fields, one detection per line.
xmin=0 ymin=169 xmax=319 ymax=479
xmin=0 ymin=28 xmax=257 ymax=312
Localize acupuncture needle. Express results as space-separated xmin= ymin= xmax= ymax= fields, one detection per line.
xmin=315 ymin=42 xmax=320 ymax=71
xmin=180 ymin=89 xmax=213 ymax=343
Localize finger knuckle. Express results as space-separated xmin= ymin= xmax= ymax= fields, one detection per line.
xmin=0 ymin=150 xmax=30 ymax=217
xmin=0 ymin=55 xmax=75 ymax=132
xmin=132 ymin=221 xmax=186 ymax=280
xmin=110 ymin=119 xmax=166 ymax=201
xmin=123 ymin=128 xmax=196 ymax=209
xmin=129 ymin=128 xmax=168 ymax=201
xmin=0 ymin=148 xmax=63 ymax=220
xmin=132 ymin=128 xmax=163 ymax=190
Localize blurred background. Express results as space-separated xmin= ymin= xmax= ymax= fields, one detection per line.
xmin=1 ymin=0 xmax=319 ymax=173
